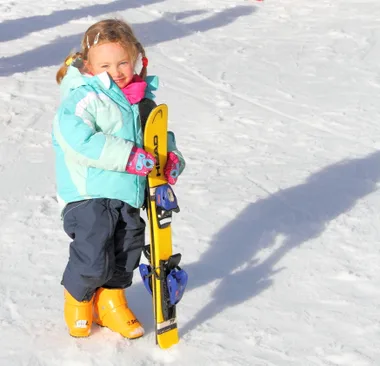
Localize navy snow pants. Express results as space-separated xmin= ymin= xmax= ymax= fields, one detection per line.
xmin=61 ymin=198 xmax=145 ymax=301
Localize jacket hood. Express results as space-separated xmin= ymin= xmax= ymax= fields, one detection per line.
xmin=59 ymin=66 xmax=88 ymax=100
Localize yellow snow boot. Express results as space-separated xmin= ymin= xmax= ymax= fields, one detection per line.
xmin=93 ymin=288 xmax=144 ymax=339
xmin=64 ymin=289 xmax=93 ymax=338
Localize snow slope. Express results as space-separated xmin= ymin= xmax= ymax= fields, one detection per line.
xmin=1 ymin=0 xmax=380 ymax=365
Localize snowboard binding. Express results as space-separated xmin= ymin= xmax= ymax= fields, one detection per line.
xmin=140 ymin=183 xmax=187 ymax=315
xmin=139 ymin=249 xmax=188 ymax=311
xmin=154 ymin=185 xmax=180 ymax=228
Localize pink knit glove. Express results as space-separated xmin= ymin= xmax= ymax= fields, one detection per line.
xmin=126 ymin=146 xmax=155 ymax=176
xmin=164 ymin=152 xmax=180 ymax=185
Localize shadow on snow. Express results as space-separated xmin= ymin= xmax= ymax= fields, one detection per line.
xmin=181 ymin=151 xmax=380 ymax=335
xmin=0 ymin=0 xmax=163 ymax=43
xmin=0 ymin=5 xmax=256 ymax=76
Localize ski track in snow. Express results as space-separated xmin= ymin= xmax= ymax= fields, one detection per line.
xmin=1 ymin=0 xmax=380 ymax=365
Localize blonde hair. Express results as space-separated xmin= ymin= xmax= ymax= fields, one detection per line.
xmin=56 ymin=52 xmax=83 ymax=84
xmin=56 ymin=19 xmax=147 ymax=85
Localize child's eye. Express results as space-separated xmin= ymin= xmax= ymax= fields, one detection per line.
xmin=101 ymin=65 xmax=109 ymax=69
xmin=120 ymin=61 xmax=129 ymax=65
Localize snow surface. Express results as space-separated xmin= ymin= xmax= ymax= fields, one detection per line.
xmin=1 ymin=0 xmax=380 ymax=364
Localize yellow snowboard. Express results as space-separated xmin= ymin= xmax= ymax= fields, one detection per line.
xmin=143 ymin=104 xmax=180 ymax=349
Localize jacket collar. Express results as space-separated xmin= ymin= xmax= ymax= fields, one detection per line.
xmin=60 ymin=66 xmax=159 ymax=103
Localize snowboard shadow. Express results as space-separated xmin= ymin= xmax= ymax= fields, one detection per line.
xmin=181 ymin=151 xmax=380 ymax=335
xmin=0 ymin=6 xmax=256 ymax=76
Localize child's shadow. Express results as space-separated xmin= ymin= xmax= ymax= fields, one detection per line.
xmin=181 ymin=151 xmax=380 ymax=335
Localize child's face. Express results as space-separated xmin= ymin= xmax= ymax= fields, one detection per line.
xmin=86 ymin=42 xmax=135 ymax=89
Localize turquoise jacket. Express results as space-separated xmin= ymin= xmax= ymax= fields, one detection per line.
xmin=52 ymin=67 xmax=184 ymax=209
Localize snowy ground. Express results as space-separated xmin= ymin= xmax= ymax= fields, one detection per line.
xmin=1 ymin=0 xmax=380 ymax=365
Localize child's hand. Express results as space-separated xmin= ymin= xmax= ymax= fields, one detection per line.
xmin=164 ymin=152 xmax=181 ymax=185
xmin=126 ymin=146 xmax=155 ymax=176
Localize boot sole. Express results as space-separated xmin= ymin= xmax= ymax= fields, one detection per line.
xmin=69 ymin=332 xmax=90 ymax=338
xmin=94 ymin=322 xmax=144 ymax=340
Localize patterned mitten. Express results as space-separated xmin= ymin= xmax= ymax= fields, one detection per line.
xmin=126 ymin=146 xmax=155 ymax=176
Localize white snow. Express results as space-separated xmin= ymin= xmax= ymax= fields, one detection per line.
xmin=1 ymin=0 xmax=380 ymax=364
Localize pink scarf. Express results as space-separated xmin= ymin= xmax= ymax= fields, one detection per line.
xmin=121 ymin=75 xmax=147 ymax=104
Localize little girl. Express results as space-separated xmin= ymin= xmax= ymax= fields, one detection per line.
xmin=53 ymin=19 xmax=185 ymax=339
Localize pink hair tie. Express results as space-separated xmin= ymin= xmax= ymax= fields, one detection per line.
xmin=142 ymin=57 xmax=148 ymax=68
